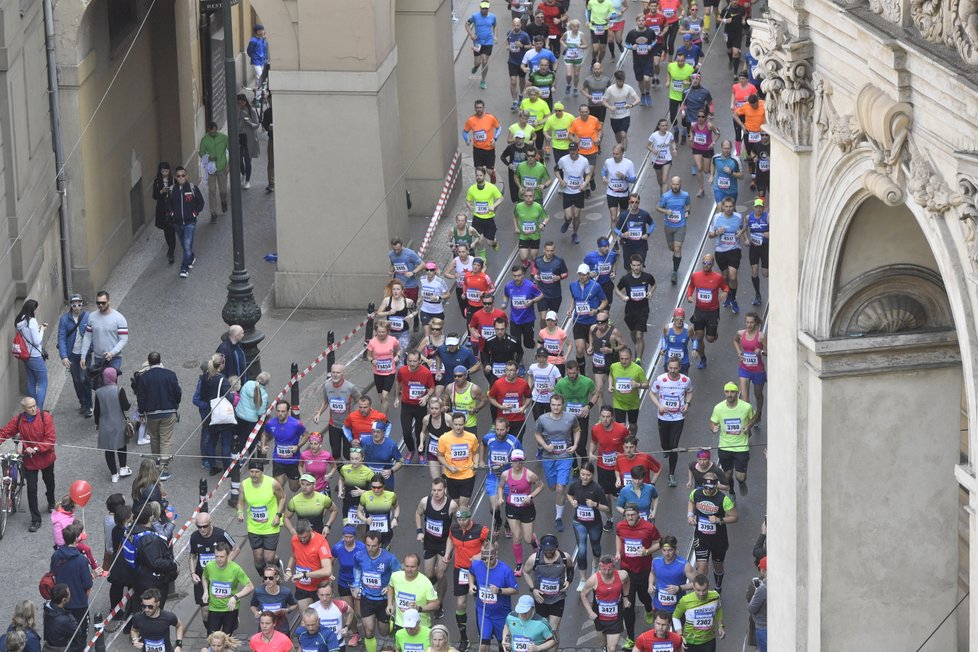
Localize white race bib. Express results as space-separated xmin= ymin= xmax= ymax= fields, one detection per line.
xmin=601 ymin=451 xmax=617 ymax=466
xmin=329 ymin=397 xmax=347 ymax=413
xmin=748 ymin=131 xmax=762 ymax=143
xmin=615 ymin=377 xmax=632 ymax=393
xmin=576 ymin=505 xmax=595 ymax=521
xmin=451 ymin=443 xmax=470 ymax=460
xmin=576 ymin=301 xmax=591 ymax=315
xmin=749 ymin=232 xmax=764 ymax=246
xmin=408 ymin=382 xmax=426 ymax=400
xmin=592 ymin=351 xmax=606 ymax=367
xmin=629 ymin=286 xmax=646 ymax=300
xmin=375 ymin=358 xmax=394 ymax=373
xmin=211 ymin=581 xmax=232 ymax=598
xmin=369 ymin=514 xmax=389 ymax=533
xmin=475 ymin=201 xmax=490 ymax=214
xmin=741 ymin=352 xmax=759 ymax=366
xmin=522 ymin=220 xmax=537 ymax=233
xmin=250 ymin=505 xmax=268 ymax=522
xmin=478 ymin=586 xmax=498 ymax=604
xmin=657 ymin=588 xmax=677 ymax=605
xmin=717 ymin=176 xmax=731 ymax=189
xmin=693 ymin=132 xmax=707 ymax=145
xmin=509 ymin=493 xmax=529 ymax=506
xmin=425 ymin=518 xmax=444 ymax=537
xmin=363 ymin=572 xmax=382 ymax=589
xmin=623 ymin=538 xmax=643 ymax=557
xmin=696 ymin=516 xmax=716 ymax=534
xmin=696 ymin=288 xmax=713 ymax=303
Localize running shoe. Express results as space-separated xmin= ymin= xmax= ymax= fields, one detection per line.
xmin=347 ymin=634 xmax=362 ymax=648
xmin=722 ymin=296 xmax=732 ymax=308
xmin=671 ymin=271 xmax=678 ymax=284
xmin=577 ymin=579 xmax=586 ymax=592
xmin=480 ymin=81 xmax=487 ymax=89
xmin=511 ymin=100 xmax=519 ymax=111
xmin=668 ymin=474 xmax=677 ymax=487
xmin=646 ymin=610 xmax=655 ymax=624
xmin=731 ymin=300 xmax=740 ymax=314
xmin=697 ymin=355 xmax=707 ymax=370
xmin=404 ymin=451 xmax=414 ymax=465
xmin=752 ymin=293 xmax=762 ymax=306
xmin=514 ymin=563 xmax=523 ymax=577
xmin=739 ymin=479 xmax=749 ymax=496
xmin=560 ymin=220 xmax=570 ymax=233
xmin=622 ymin=638 xmax=635 ymax=651
xmin=603 ymin=520 xmax=613 ymax=532
xmin=571 ymin=233 xmax=580 ymax=245
xmin=555 ymin=517 xmax=564 ymax=533
xmin=565 ymin=85 xmax=572 ymax=94
xmin=471 ymin=65 xmax=479 ymax=74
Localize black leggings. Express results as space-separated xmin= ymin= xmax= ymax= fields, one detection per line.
xmin=658 ymin=418 xmax=686 ymax=475
xmin=664 ymin=22 xmax=679 ymax=55
xmin=239 ymin=134 xmax=252 ymax=181
xmin=511 ymin=321 xmax=536 ymax=351
xmin=230 ymin=419 xmax=261 ymax=485
xmin=104 ymin=447 xmax=128 ymax=475
xmin=623 ymin=569 xmax=654 ymax=640
xmin=329 ymin=425 xmax=351 ymax=461
xmin=400 ymin=403 xmax=426 ymax=454
xmin=162 ymin=224 xmax=175 ymax=255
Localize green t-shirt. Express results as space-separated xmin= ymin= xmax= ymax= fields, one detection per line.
xmin=587 ymin=0 xmax=614 ymax=27
xmin=287 ymin=492 xmax=333 ymax=519
xmin=340 ymin=464 xmax=374 ymax=490
xmin=518 ymin=98 xmax=551 ymax=132
xmin=388 ymin=571 xmax=439 ymax=627
xmin=516 ymin=161 xmax=551 ymax=201
xmin=204 ymin=561 xmax=250 ymax=613
xmin=467 ymin=183 xmax=503 ymax=219
xmin=710 ymin=399 xmax=756 ymax=452
xmin=674 ymin=591 xmax=722 ymax=645
xmin=504 ymin=613 xmax=554 ymax=645
xmin=609 ymin=362 xmax=646 ymax=410
xmin=514 ymin=201 xmax=547 ymax=240
xmin=544 ymin=113 xmax=576 ymax=150
xmin=395 ymin=625 xmax=431 ymax=652
xmin=666 ymin=62 xmax=695 ymax=102
xmin=555 ymin=375 xmax=596 ymax=417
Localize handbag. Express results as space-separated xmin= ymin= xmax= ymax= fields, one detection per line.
xmin=209 ymin=377 xmax=237 ymax=425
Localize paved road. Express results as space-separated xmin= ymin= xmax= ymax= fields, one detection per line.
xmin=0 ymin=2 xmax=769 ymax=651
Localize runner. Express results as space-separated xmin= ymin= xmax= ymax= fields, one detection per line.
xmin=338 ymin=449 xmax=373 ymax=529
xmin=569 ymin=105 xmax=603 ymax=193
xmin=734 ymin=312 xmax=767 ymax=419
xmin=687 ymin=472 xmax=737 ymax=589
xmin=498 ymin=449 xmax=545 ymax=577
xmin=580 ymin=555 xmax=630 ymax=652
xmin=613 ymin=194 xmax=655 ymax=269
xmin=484 ymin=319 xmax=523 ymax=390
xmin=538 ymin=0 xmax=566 ymax=58
xmin=361 ymin=421 xmax=403 ymax=489
xmin=420 ymin=397 xmax=451 ymax=478
xmin=450 ymin=212 xmax=483 ymax=259
xmin=388 ymin=238 xmax=425 ymax=332
xmin=488 ymin=361 xmax=533 ymax=443
xmin=237 ymin=460 xmax=286 ymax=574
xmin=470 ymin=539 xmax=519 ymax=652
xmin=502 ymin=266 xmax=543 ymax=352
xmin=665 ymin=52 xmax=695 ymax=142
xmin=634 ymin=610 xmax=683 ymax=651
xmin=190 ymin=513 xmax=240 ymax=624
xmin=710 ymin=381 xmax=757 ymax=497
xmin=295 ymin=608 xmax=343 ymax=652
xmin=614 ymin=255 xmax=656 ymax=361
xmin=711 ymin=140 xmax=743 ymax=206
xmin=710 ymin=196 xmax=745 ymax=315
xmin=466 ymin=2 xmax=498 ymax=90
xmin=532 ymin=241 xmax=569 ymax=321
xmin=356 ymin=474 xmax=399 ymax=549
xmin=687 ymin=448 xmax=728 ymax=491
xmin=377 ymin=281 xmax=418 ymax=361
xmin=614 ymin=503 xmax=661 ymax=648
xmin=438 ymin=411 xmax=482 ymax=508
xmin=544 ymin=102 xmax=575 ymax=165
xmin=507 ymin=19 xmax=533 ymax=111
xmin=672 ymin=575 xmax=724 ymax=650
xmin=584 ymin=237 xmax=619 ymax=310
xmin=625 ymin=15 xmax=656 ymax=107
xmin=415 ymin=476 xmax=457 ymax=614
xmin=502 ymin=132 xmax=531 ymax=203
xmin=602 ymin=146 xmax=638 ymax=231
xmin=283 ymin=474 xmax=338 ymax=536
xmin=512 ymin=189 xmax=548 ymax=268
xmin=537 ymin=311 xmax=568 ymax=375
xmin=608 ymin=347 xmax=648 ymax=434
xmin=589 ymin=405 xmax=628 ymax=529
xmin=515 ymin=148 xmax=552 ymax=204
xmin=607 ymin=0 xmax=628 ymax=58
xmin=555 ymin=144 xmax=591 ymax=243
xmin=330 ymin=525 xmax=366 ymax=646
xmin=444 ymin=244 xmax=477 ymax=317
xmin=680 ymin=5 xmax=704 ymax=48
xmin=394 ymin=352 xmax=435 ymax=464
xmin=560 ymin=21 xmax=587 ymax=96
xmin=529 ymin=59 xmax=557 ymax=112
xmin=674 ymin=34 xmax=703 ymax=71
xmin=310 ymin=583 xmax=354 ymax=649
xmin=650 ymin=358 xmax=692 ymax=487
xmin=352 ymin=532 xmax=401 ymax=652
xmin=752 ymin=132 xmax=771 ymax=196
xmin=394 ymin=609 xmax=430 ymax=652
xmin=688 ymin=108 xmax=720 ymax=198
xmin=201 ymin=542 xmax=254 ymax=636
xmin=655 ymin=176 xmax=691 ymax=284
xmin=729 ymin=72 xmax=757 ymax=156
xmin=502 ymin=595 xmax=557 ymax=651
xmin=261 ymin=400 xmax=308 ymax=493
xmin=567 ymin=462 xmax=610 ymax=588
xmin=659 ymin=308 xmax=693 ymax=374
xmin=466 ymin=168 xmax=505 ymax=257
xmin=520 ymin=86 xmax=552 ymax=151
xmin=746 ymin=198 xmax=769 ymax=305
xmin=603 ymin=71 xmax=641 ymax=152
xmin=387 ymin=553 xmax=439 ymax=629
xmin=419 ymin=263 xmax=450 ymax=340
xmin=720 ymin=0 xmax=747 ymax=77
xmin=462 ymin=261 xmax=495 ymax=321
xmin=733 ymin=94 xmax=765 ymax=185
xmin=130 ymin=588 xmax=185 ymax=652
xmin=568 ymin=263 xmax=607 ymax=371
xmin=366 ymin=322 xmax=400 ymax=413
xmin=581 ymin=62 xmax=612 ymax=124
xmin=587 ymin=0 xmax=615 ymax=63
xmin=483 ymin=418 xmax=523 ymax=537
xmin=521 ymin=534 xmax=574 ymax=641
xmin=588 ymin=311 xmax=625 ymax=398
xmin=526 ymin=347 xmax=562 ymax=419
xmin=444 ymin=510 xmax=491 ymax=652
xmin=554 ymin=359 xmax=599 ymax=461
xmin=616 ymin=466 xmax=659 ymax=522
xmin=685 ymin=254 xmax=728 ymax=369
xmin=535 ymin=394 xmax=581 ymax=533
xmin=313 ymin=364 xmax=361 ymax=462
xmin=682 ymin=74 xmax=714 ymax=144
xmin=468 ymin=295 xmax=508 ymax=363
xmin=616 ymin=436 xmax=662 ymax=488
xmin=448 ymin=366 xmax=488 ymax=434
xmin=649 ymin=535 xmax=696 ymax=616
xmin=284 ymin=519 xmax=333 ymax=610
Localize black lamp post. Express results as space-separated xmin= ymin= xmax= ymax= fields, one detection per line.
xmin=219 ymin=0 xmax=264 ymax=378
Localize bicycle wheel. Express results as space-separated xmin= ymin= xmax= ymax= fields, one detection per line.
xmin=12 ymin=468 xmax=23 ymax=513
xmin=0 ymin=482 xmax=9 ymax=540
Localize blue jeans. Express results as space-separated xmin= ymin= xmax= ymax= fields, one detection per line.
xmin=68 ymin=353 xmax=92 ymax=410
xmin=755 ymin=626 xmax=767 ymax=652
xmin=24 ymin=356 xmax=48 ymax=411
xmin=572 ymin=519 xmax=603 ymax=570
xmin=176 ymin=222 xmax=196 ymax=272
xmin=205 ymin=427 xmax=233 ymax=470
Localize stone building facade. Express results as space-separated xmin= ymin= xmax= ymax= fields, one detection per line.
xmin=756 ymin=1 xmax=978 ymax=648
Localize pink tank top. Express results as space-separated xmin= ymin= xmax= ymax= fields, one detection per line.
xmin=691 ymin=122 xmax=714 ymax=152
xmin=506 ymin=468 xmax=533 ymax=506
xmin=739 ymin=329 xmax=765 ymax=372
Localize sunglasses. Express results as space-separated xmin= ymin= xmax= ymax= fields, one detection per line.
xmin=96 ymin=301 xmax=108 ymax=306
xmin=263 ymin=575 xmax=278 ymax=581
xmin=371 ymin=485 xmax=385 ymax=489
xmin=141 ymin=604 xmax=157 ymax=610
xmin=175 ymin=174 xmax=187 ymax=178
xmin=71 ymin=303 xmax=83 ymax=307
xmin=431 ymin=327 xmax=442 ymax=331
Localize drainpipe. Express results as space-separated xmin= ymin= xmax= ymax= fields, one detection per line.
xmin=43 ymin=0 xmax=73 ymax=299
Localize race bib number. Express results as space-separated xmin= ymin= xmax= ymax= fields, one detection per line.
xmin=662 ymin=396 xmax=681 ymax=410
xmin=540 ymin=87 xmax=551 ymax=99
xmin=363 ymin=572 xmax=382 ymax=589
xmin=250 ymin=505 xmax=268 ymax=522
xmin=567 ymin=175 xmax=583 ymax=188
xmin=473 ymin=43 xmax=482 ymax=53
xmin=539 ymin=272 xmax=554 ymax=283
xmin=555 ymin=129 xmax=569 ymax=140
xmin=724 ymin=418 xmax=742 ymax=434
xmin=597 ymin=262 xmax=611 ymax=274
xmin=697 ymin=516 xmax=716 ymax=534
xmin=627 ymin=227 xmax=642 ymax=239
xmin=580 ymin=137 xmax=592 ymax=149
xmin=748 ymin=131 xmax=762 ymax=143
xmin=425 ymin=518 xmax=444 ymax=537
xmin=696 ymin=288 xmax=713 ymax=303
xmin=451 ymin=443 xmax=470 ymax=460
xmin=503 ymin=397 xmax=521 ymax=414
xmin=347 ymin=507 xmax=364 ymax=525
xmin=513 ymin=636 xmax=531 ymax=652
xmin=490 ymin=450 xmax=509 ymax=466
xmin=369 ymin=515 xmax=389 ymax=533
xmin=672 ymin=79 xmax=684 ymax=92
xmin=629 ymin=286 xmax=646 ymax=300
xmin=691 ymin=606 xmax=715 ymax=630
xmin=475 ymin=201 xmax=490 ymax=214
xmin=409 ymin=382 xmax=426 ymax=399
xmin=615 ymin=377 xmax=633 ymax=393
xmin=566 ymin=402 xmax=584 ymax=416
xmin=481 ymin=325 xmax=495 ymax=340
xmin=668 ymin=347 xmax=684 ymax=359
xmin=576 ymin=505 xmax=595 ymax=521
xmin=467 ymin=288 xmax=482 ymax=301
xmin=512 ymin=295 xmax=530 ymax=308
xmin=576 ymin=301 xmax=591 ymax=315
xmin=609 ymin=178 xmax=626 ymax=191
xmin=550 ymin=440 xmax=567 ymax=453
xmin=393 ymin=262 xmax=408 ymax=273
xmin=719 ymin=233 xmax=737 ymax=247
xmin=329 ymin=397 xmax=347 ymax=413
xmin=397 ymin=591 xmax=416 ymax=610
xmin=543 ymin=338 xmax=560 ymax=353
xmin=389 ymin=316 xmax=405 ymax=331
xmin=509 ymin=493 xmax=529 ymax=506
xmin=375 ymin=358 xmax=394 ymax=373
xmin=758 ymin=158 xmax=770 ymax=172
xmin=566 ymin=47 xmax=581 ymax=59
xmin=597 ymin=600 xmax=619 ymax=618
xmin=522 ymin=221 xmax=537 ymax=234
xmin=601 ymin=451 xmax=617 ymax=466
xmin=667 ymin=209 xmax=682 ymax=223
xmin=522 ymin=176 xmax=538 ymax=189
xmin=539 ymin=576 xmax=560 ymax=594
xmin=614 ymin=101 xmax=626 ymax=112
xmin=474 ymin=129 xmax=488 ymax=142
xmin=623 ymin=538 xmax=643 ymax=557
xmin=636 ymin=44 xmax=649 ymax=55
xmin=198 ymin=552 xmax=216 ymax=567
xmin=749 ymin=232 xmax=764 ymax=246
xmin=276 ymin=444 xmax=294 ymax=458
xmin=717 ymin=176 xmax=731 ymax=189
xmin=492 ymin=362 xmax=507 ymax=377
xmin=742 ymin=351 xmax=758 ymax=366
xmin=211 ymin=581 xmax=232 ymax=598
xmin=663 ymin=7 xmax=675 ymax=17
xmin=691 ymin=23 xmax=702 ymax=33
xmin=693 ymin=132 xmax=707 ymax=145
xmin=144 ymin=639 xmax=165 ymax=652
xmin=428 ymin=436 xmax=441 ymax=456
xmin=657 ymin=588 xmax=677 ymax=605
xmin=458 ymin=568 xmax=470 ymax=585
xmin=510 ymin=41 xmax=522 ymax=52
xmin=591 ymin=92 xmax=603 ymax=103
xmin=528 ymin=115 xmax=538 ymax=125
xmin=534 ymin=378 xmax=551 ymax=392
xmin=592 ymin=351 xmax=606 ymax=367
xmin=478 ymin=586 xmax=498 ymax=604
xmin=593 ymin=23 xmax=606 ymax=35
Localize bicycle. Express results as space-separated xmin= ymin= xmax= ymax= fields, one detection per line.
xmin=0 ymin=452 xmax=25 ymax=540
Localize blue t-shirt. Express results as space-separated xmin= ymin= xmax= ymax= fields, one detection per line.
xmin=482 ymin=433 xmax=522 ymax=480
xmin=675 ymin=44 xmax=702 ymax=68
xmin=713 ymin=155 xmax=740 ymax=195
xmin=436 ymin=345 xmax=478 ymax=372
xmin=652 ymin=555 xmax=690 ymax=612
xmin=265 ymin=416 xmax=306 ymax=464
xmin=533 ymin=256 xmax=569 ymax=299
xmin=661 ymin=325 xmax=691 ymax=366
xmin=296 ymin=627 xmax=342 ymax=652
xmin=583 ymin=249 xmax=618 ymax=284
xmin=712 ymin=212 xmax=743 ymax=252
xmin=507 ymin=30 xmax=532 ymax=65
xmin=615 ymin=210 xmax=655 ymax=249
xmin=617 ymin=482 xmax=657 ymax=519
xmin=389 ymin=248 xmax=423 ymax=289
xmin=360 ymin=436 xmax=403 ymax=476
xmin=470 ymin=559 xmax=518 ymax=620
xmin=569 ymin=280 xmax=607 ymax=325
xmin=469 ymin=12 xmax=497 ymax=45
xmin=747 ymin=211 xmax=769 ymax=246
xmin=504 ymin=280 xmax=542 ymax=325
xmin=331 ymin=540 xmax=366 ymax=588
xmin=353 ymin=549 xmax=401 ymax=600
xmin=658 ymin=190 xmax=691 ymax=229
xmin=523 ymin=48 xmax=558 ymax=73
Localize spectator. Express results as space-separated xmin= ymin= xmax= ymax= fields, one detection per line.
xmin=247 ymin=24 xmax=268 ymax=85
xmin=50 ymin=524 xmax=93 ymax=639
xmin=57 ymin=294 xmax=92 ymax=417
xmin=50 ymin=496 xmax=75 ymax=547
xmin=79 ymin=290 xmax=129 ymax=377
xmin=42 ymin=584 xmax=82 ymax=652
xmin=199 ymin=122 xmax=229 ymax=220
xmin=102 ymin=493 xmax=127 ymax=571
xmin=13 ymin=299 xmax=48 ymax=411
xmin=0 ymin=630 xmax=26 ymax=652
xmin=131 ymin=458 xmax=167 ymax=518
xmin=217 ymin=326 xmax=248 ymax=379
xmin=134 ymin=352 xmax=181 ymax=480
xmin=151 ymin=162 xmax=176 ymax=264
xmin=0 ymin=397 xmax=56 ymax=532
xmin=199 ymin=354 xmax=235 ymax=476
xmin=106 ymin=505 xmax=136 ymax=632
xmin=129 ymin=503 xmax=179 ymax=609
xmin=165 ymin=166 xmax=205 ymax=279
xmin=748 ymin=557 xmax=767 ymax=652
xmin=1 ymin=600 xmax=41 ymax=652
xmin=95 ymin=367 xmax=132 ymax=483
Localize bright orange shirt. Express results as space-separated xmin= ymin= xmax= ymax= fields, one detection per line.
xmin=735 ymin=101 xmax=766 ymax=132
xmin=291 ymin=531 xmax=332 ymax=591
xmin=438 ymin=431 xmax=480 ymax=480
xmin=464 ymin=113 xmax=501 ymax=150
xmin=569 ymin=116 xmax=603 ymax=156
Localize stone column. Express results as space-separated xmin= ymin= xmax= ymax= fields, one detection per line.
xmin=395 ymin=0 xmax=459 ymax=217
xmin=271 ymin=0 xmax=407 ymax=309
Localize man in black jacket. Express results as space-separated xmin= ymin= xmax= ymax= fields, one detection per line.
xmin=44 ymin=584 xmax=84 ymax=652
xmin=129 ymin=507 xmax=179 ymax=609
xmin=216 ymin=326 xmax=247 ymax=379
xmin=165 ymin=166 xmax=205 ymax=279
xmin=135 ymin=352 xmax=181 ymax=481
xmin=51 ymin=524 xmax=93 ymax=643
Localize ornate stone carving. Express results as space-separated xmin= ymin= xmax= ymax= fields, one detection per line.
xmin=957 ymin=177 xmax=978 ymax=264
xmin=910 ymin=0 xmax=978 ymax=66
xmin=905 ymin=147 xmax=965 ymax=216
xmin=869 ymin=0 xmax=903 ymax=23
xmin=748 ymin=13 xmax=815 ymax=148
xmin=832 ymin=265 xmax=953 ymax=337
xmin=813 ymin=73 xmax=863 ymax=153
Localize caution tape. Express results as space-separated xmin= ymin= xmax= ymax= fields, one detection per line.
xmin=417 ymin=149 xmax=461 ymax=258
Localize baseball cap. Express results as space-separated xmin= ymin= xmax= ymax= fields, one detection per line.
xmin=253 ymin=23 xmax=264 ymax=31
xmin=456 ymin=509 xmax=472 ymax=519
xmin=403 ymin=609 xmax=421 ymax=627
xmin=69 ymin=293 xmax=83 ymax=303
xmin=540 ymin=534 xmax=558 ymax=551
xmin=568 ymin=142 xmax=579 ymax=150
xmin=425 ymin=261 xmax=437 ymax=269
xmin=696 ymin=449 xmax=711 ymax=459
xmin=553 ymin=101 xmax=565 ymax=111
xmin=510 ymin=449 xmax=526 ymax=461
xmin=673 ymin=307 xmax=686 ymax=318
xmin=544 ymin=310 xmax=558 ymax=321
xmin=683 ymin=33 xmax=692 ymax=40
xmin=343 ymin=525 xmax=357 ymax=535
xmin=453 ymin=365 xmax=468 ymax=375
xmin=299 ymin=473 xmax=316 ymax=484
xmin=514 ymin=131 xmax=526 ymax=139
xmin=479 ymin=1 xmax=491 ymax=7
xmin=738 ymin=70 xmax=748 ymax=78
xmin=536 ymin=347 xmax=549 ymax=357
xmin=446 ymin=336 xmax=460 ymax=346
xmin=515 ymin=595 xmax=535 ymax=614
xmin=754 ymin=198 xmax=765 ymax=206
xmin=723 ymin=382 xmax=739 ymax=392
xmin=758 ymin=557 xmax=767 ymax=571
xmin=577 ymin=263 xmax=590 ymax=275
xmin=597 ymin=237 xmax=610 ymax=247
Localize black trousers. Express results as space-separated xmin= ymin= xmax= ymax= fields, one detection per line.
xmin=26 ymin=463 xmax=55 ymax=520
xmin=399 ymin=403 xmax=427 ymax=454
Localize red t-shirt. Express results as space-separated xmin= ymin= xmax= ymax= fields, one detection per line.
xmin=468 ymin=308 xmax=508 ymax=351
xmin=643 ymin=11 xmax=667 ymax=42
xmin=291 ymin=531 xmax=333 ymax=591
xmin=539 ymin=2 xmax=563 ymax=37
xmin=617 ymin=452 xmax=661 ymax=481
xmin=591 ymin=422 xmax=629 ymax=470
xmin=343 ymin=409 xmax=388 ymax=443
xmin=396 ymin=365 xmax=435 ymax=405
xmin=462 ymin=272 xmax=493 ymax=307
xmin=615 ymin=519 xmax=661 ymax=573
xmin=634 ymin=629 xmax=683 ymax=652
xmin=489 ymin=377 xmax=532 ymax=422
xmin=687 ymin=270 xmax=728 ymax=311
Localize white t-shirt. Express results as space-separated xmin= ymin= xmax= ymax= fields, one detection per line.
xmin=420 ymin=275 xmax=450 ymax=314
xmin=602 ymin=157 xmax=636 ymax=197
xmin=605 ymin=83 xmax=639 ymax=119
xmin=649 ymin=131 xmax=675 ymax=164
xmin=557 ymin=155 xmax=591 ymax=195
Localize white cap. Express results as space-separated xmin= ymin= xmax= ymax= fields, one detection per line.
xmin=403 ymin=609 xmax=421 ymax=628
xmin=446 ymin=336 xmax=460 ymax=346
xmin=577 ymin=263 xmax=591 ymax=275
xmin=514 ymin=131 xmax=526 ymax=139
xmin=545 ymin=310 xmax=558 ymax=321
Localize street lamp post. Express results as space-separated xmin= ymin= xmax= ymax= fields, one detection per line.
xmin=219 ymin=0 xmax=264 ymax=377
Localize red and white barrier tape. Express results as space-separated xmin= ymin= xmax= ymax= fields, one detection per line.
xmin=84 ymin=312 xmax=376 ymax=651
xmin=417 ymin=149 xmax=461 ymax=258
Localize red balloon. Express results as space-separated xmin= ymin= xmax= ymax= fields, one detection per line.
xmin=69 ymin=479 xmax=92 ymax=507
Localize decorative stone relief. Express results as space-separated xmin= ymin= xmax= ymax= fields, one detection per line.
xmin=832 ymin=265 xmax=954 ymax=337
xmin=957 ymin=177 xmax=978 ymax=264
xmin=869 ymin=0 xmax=903 ymax=23
xmin=909 ymin=0 xmax=978 ymax=66
xmin=748 ymin=13 xmax=815 ymax=148
xmin=813 ymin=73 xmax=863 ymax=153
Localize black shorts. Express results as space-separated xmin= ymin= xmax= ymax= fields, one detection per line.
xmin=693 ymin=532 xmax=729 ymax=563
xmin=725 ymin=27 xmax=743 ymax=50
xmin=714 ymin=249 xmax=742 ymax=271
xmin=472 ymin=217 xmax=498 ymax=241
xmin=537 ymin=296 xmax=562 ymax=313
xmin=508 ymin=62 xmax=524 ymax=78
xmin=594 ymin=615 xmax=624 ymax=634
xmin=194 ymin=580 xmax=206 ymax=605
xmin=690 ymin=308 xmax=720 ymax=338
xmin=446 ymin=475 xmax=476 ymax=500
xmin=749 ymin=242 xmax=769 ymax=268
xmin=338 ymin=584 xmax=353 ymax=597
xmin=361 ymin=596 xmax=391 ymax=623
xmin=633 ymin=60 xmax=653 ymax=82
xmin=692 ymin=147 xmax=715 ymax=159
xmin=473 ymin=148 xmax=496 ymax=170
xmin=454 ymin=566 xmax=474 ymax=596
xmin=295 ymin=586 xmax=319 ymax=602
xmin=420 ymin=310 xmax=444 ymax=326
xmin=535 ymin=599 xmax=565 ymax=619
xmin=589 ymin=105 xmax=607 ymax=122
xmin=596 ymin=466 xmax=618 ymax=496
xmin=703 ymin=0 xmax=720 ymax=6
xmin=718 ymin=449 xmax=750 ymax=473
xmin=606 ymin=195 xmax=629 ymax=211
xmin=423 ymin=541 xmax=448 ymax=559
xmin=562 ymin=193 xmax=585 ymax=209
xmin=652 ymin=160 xmax=672 ymax=170
xmin=623 ymin=308 xmax=649 ymax=332
xmin=248 ymin=531 xmax=281 ymax=551
xmin=613 ymin=408 xmax=639 ymax=427
xmin=591 ymin=29 xmax=609 ymax=44
xmin=518 ymin=237 xmax=541 ymax=249
xmin=610 ymin=117 xmax=630 ymax=134
xmin=504 ymin=502 xmax=536 ymax=522
xmin=374 ymin=374 xmax=396 ymax=394
xmin=572 ymin=322 xmax=593 ymax=341
xmin=476 ymin=44 xmax=494 ymax=56
xmin=272 ymin=461 xmax=300 ymax=480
